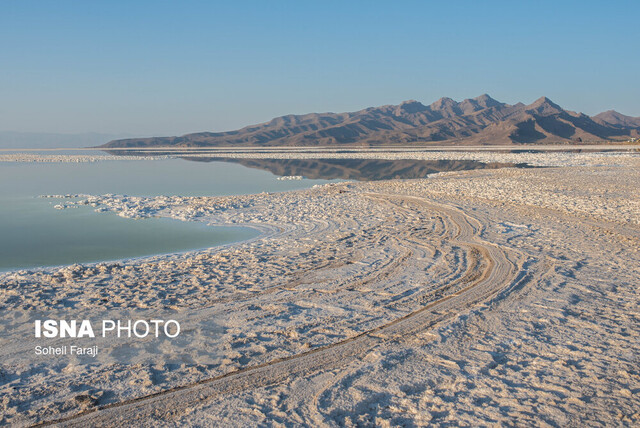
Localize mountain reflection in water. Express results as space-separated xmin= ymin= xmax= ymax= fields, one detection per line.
xmin=181 ymin=157 xmax=531 ymax=181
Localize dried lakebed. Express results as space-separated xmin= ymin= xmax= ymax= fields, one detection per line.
xmin=0 ymin=156 xmax=639 ymax=426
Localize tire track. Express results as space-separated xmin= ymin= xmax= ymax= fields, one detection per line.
xmin=41 ymin=194 xmax=522 ymax=427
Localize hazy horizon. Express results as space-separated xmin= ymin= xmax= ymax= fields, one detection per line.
xmin=2 ymin=1 xmax=639 ymax=137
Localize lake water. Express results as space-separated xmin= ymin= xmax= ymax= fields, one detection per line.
xmin=0 ymin=152 xmax=531 ymax=272
xmin=0 ymin=157 xmax=333 ymax=272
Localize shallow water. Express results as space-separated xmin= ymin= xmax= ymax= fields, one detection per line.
xmin=0 ymin=157 xmax=331 ymax=271
xmin=0 ymin=152 xmax=535 ymax=271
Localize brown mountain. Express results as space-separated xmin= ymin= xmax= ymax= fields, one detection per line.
xmin=101 ymin=95 xmax=640 ymax=148
xmin=592 ymin=110 xmax=640 ymax=129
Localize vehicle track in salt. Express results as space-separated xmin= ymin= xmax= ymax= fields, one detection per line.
xmin=40 ymin=193 xmax=528 ymax=427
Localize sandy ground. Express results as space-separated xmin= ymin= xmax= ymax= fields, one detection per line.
xmin=0 ymin=152 xmax=639 ymax=426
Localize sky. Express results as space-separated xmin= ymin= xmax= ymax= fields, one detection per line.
xmin=1 ymin=0 xmax=639 ymax=136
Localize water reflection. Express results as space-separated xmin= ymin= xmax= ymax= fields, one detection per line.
xmin=180 ymin=157 xmax=531 ymax=181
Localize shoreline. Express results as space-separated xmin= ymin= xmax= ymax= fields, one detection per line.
xmin=0 ymin=221 xmax=268 ymax=276
xmin=2 ymin=143 xmax=640 ymax=153
xmin=2 ymin=148 xmax=638 ymax=169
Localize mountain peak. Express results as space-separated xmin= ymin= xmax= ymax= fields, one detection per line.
xmin=474 ymin=93 xmax=494 ymax=101
xmin=427 ymin=97 xmax=463 ymax=118
xmin=593 ymin=109 xmax=640 ymax=128
xmin=430 ymin=97 xmax=459 ymax=110
xmin=434 ymin=96 xmax=457 ymax=104
xmin=472 ymin=94 xmax=501 ymax=108
xmin=527 ymin=96 xmax=563 ymax=114
xmin=396 ymin=100 xmax=427 ymax=114
xmin=531 ymin=96 xmax=559 ymax=107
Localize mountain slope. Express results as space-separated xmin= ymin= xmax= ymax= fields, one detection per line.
xmin=101 ymin=95 xmax=640 ymax=148
xmin=592 ymin=110 xmax=640 ymax=129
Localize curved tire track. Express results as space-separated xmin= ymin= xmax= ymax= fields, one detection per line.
xmin=42 ymin=194 xmax=523 ymax=427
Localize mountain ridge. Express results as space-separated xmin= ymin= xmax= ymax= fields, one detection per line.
xmin=100 ymin=95 xmax=640 ymax=148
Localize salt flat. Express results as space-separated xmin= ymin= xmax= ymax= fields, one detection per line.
xmin=0 ymin=151 xmax=638 ymax=426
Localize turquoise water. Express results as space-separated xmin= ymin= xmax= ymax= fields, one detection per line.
xmin=0 ymin=158 xmax=331 ymax=271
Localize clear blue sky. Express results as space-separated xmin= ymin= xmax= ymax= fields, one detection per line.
xmin=1 ymin=0 xmax=639 ymax=136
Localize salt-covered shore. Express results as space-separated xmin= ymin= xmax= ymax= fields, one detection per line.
xmin=0 ymin=152 xmax=639 ymax=426
xmin=1 ymin=146 xmax=638 ymax=167
xmin=0 ymin=153 xmax=166 ymax=163
xmin=173 ymin=146 xmax=640 ymax=167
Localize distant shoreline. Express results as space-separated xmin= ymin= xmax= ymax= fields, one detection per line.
xmin=1 ymin=143 xmax=639 ymax=153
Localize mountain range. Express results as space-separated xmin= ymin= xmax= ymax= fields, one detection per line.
xmin=101 ymin=95 xmax=640 ymax=148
